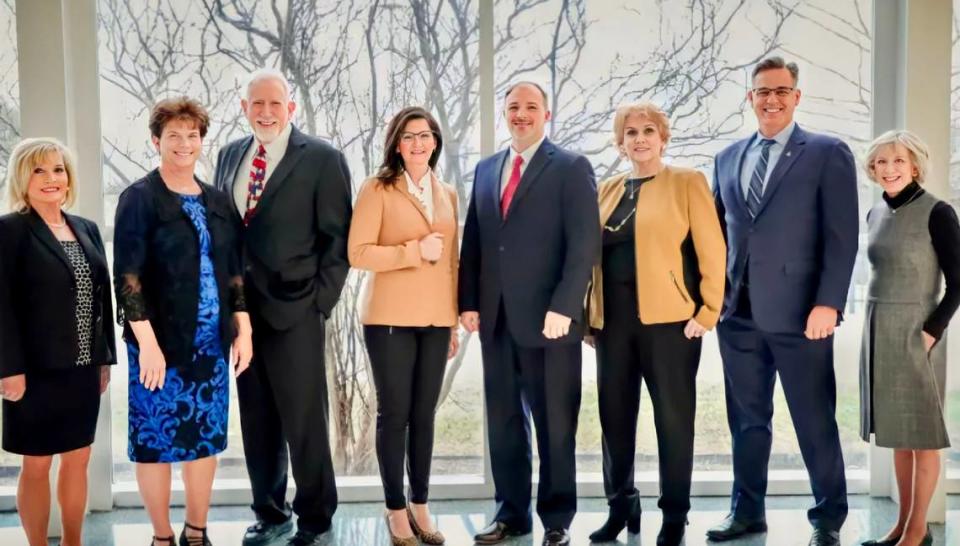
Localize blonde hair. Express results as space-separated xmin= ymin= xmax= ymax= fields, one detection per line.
xmin=612 ymin=101 xmax=671 ymax=154
xmin=864 ymin=129 xmax=931 ymax=184
xmin=5 ymin=138 xmax=78 ymax=213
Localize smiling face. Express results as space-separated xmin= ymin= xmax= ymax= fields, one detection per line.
xmin=870 ymin=142 xmax=918 ymax=196
xmin=242 ymin=77 xmax=296 ymax=144
xmin=503 ymin=83 xmax=551 ymax=151
xmin=152 ymin=118 xmax=202 ymax=171
xmin=620 ymin=114 xmax=665 ymax=167
xmin=396 ymin=117 xmax=437 ymax=173
xmin=26 ymin=151 xmax=70 ymax=209
xmin=748 ymin=67 xmax=801 ymax=137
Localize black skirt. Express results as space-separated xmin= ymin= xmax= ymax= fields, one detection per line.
xmin=2 ymin=365 xmax=102 ymax=456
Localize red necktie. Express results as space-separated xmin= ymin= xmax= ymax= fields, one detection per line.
xmin=500 ymin=155 xmax=524 ymax=218
xmin=243 ymin=144 xmax=267 ymax=226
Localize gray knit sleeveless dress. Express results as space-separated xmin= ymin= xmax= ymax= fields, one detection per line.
xmin=859 ymin=191 xmax=950 ymax=449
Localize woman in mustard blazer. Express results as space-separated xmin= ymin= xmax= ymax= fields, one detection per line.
xmin=347 ymin=106 xmax=458 ymax=546
xmin=585 ymin=102 xmax=726 ymax=546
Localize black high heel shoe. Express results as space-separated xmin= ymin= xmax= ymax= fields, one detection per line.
xmin=588 ymin=501 xmax=641 ymax=542
xmin=150 ymin=536 xmax=175 ymax=546
xmin=179 ymin=521 xmax=212 ymax=546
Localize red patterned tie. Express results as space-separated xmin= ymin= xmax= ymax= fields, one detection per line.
xmin=500 ymin=155 xmax=524 ymax=218
xmin=243 ymin=144 xmax=267 ymax=226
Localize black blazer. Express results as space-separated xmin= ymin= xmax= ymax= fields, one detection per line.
xmin=113 ymin=169 xmax=245 ymax=369
xmin=458 ymin=138 xmax=601 ymax=346
xmin=213 ymin=125 xmax=352 ymax=330
xmin=0 ymin=210 xmax=116 ymax=377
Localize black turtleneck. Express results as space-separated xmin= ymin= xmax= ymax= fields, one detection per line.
xmin=602 ymin=175 xmax=655 ymax=285
xmin=876 ymin=181 xmax=960 ymax=340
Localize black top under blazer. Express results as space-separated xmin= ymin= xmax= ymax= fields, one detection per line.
xmin=113 ymin=169 xmax=245 ymax=369
xmin=0 ymin=210 xmax=116 ymax=378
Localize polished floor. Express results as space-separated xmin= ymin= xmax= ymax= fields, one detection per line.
xmin=0 ymin=495 xmax=956 ymax=545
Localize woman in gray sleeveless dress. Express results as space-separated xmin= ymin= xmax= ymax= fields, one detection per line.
xmin=859 ymin=130 xmax=960 ymax=546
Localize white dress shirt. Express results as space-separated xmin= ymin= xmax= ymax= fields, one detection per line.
xmin=233 ymin=123 xmax=294 ymax=214
xmin=500 ymin=133 xmax=547 ymax=198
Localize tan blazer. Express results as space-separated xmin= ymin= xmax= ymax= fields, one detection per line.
xmin=348 ymin=174 xmax=459 ymax=327
xmin=587 ymin=165 xmax=726 ymax=329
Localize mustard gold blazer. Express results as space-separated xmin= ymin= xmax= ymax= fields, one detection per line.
xmin=587 ymin=165 xmax=726 ymax=329
xmin=348 ymin=175 xmax=459 ymax=327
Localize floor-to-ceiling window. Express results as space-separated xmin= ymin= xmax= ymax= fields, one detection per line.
xmin=492 ymin=0 xmax=873 ymax=481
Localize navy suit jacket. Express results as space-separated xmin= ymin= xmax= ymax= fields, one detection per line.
xmin=458 ymin=138 xmax=600 ymax=346
xmin=713 ymin=124 xmax=858 ymax=333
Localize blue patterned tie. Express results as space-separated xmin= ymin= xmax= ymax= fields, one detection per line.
xmin=747 ymin=139 xmax=776 ymax=218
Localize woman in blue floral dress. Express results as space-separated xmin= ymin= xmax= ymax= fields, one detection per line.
xmin=114 ymin=97 xmax=252 ymax=546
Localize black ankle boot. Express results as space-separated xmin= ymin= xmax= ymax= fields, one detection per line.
xmin=588 ymin=500 xmax=641 ymax=542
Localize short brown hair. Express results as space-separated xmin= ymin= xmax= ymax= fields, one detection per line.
xmin=612 ymin=102 xmax=671 ymax=154
xmin=752 ymin=56 xmax=799 ymax=86
xmin=5 ymin=138 xmax=78 ymax=213
xmin=148 ymin=97 xmax=210 ymax=139
xmin=503 ymin=81 xmax=549 ymax=109
xmin=375 ymin=106 xmax=443 ymax=186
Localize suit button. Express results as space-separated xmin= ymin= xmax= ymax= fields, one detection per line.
xmin=499 ymin=246 xmax=504 ymax=252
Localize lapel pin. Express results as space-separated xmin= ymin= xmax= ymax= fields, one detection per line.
xmin=786 ymin=151 xmax=792 ymax=157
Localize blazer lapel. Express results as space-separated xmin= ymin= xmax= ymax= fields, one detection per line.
xmin=756 ymin=126 xmax=807 ymax=217
xmin=730 ymin=138 xmax=752 ymax=219
xmin=66 ymin=214 xmax=107 ymax=278
xmin=226 ymin=136 xmax=253 ymax=218
xmin=396 ymin=175 xmax=431 ymax=226
xmin=255 ymin=126 xmax=307 ymax=213
xmin=487 ymin=150 xmax=509 ymax=222
xmin=504 ymin=139 xmax=554 ymax=222
xmin=25 ymin=210 xmax=71 ymax=272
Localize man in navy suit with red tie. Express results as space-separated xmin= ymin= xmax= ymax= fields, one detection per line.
xmin=708 ymin=57 xmax=858 ymax=546
xmin=458 ymin=82 xmax=600 ymax=546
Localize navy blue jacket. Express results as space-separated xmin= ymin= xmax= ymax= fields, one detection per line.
xmin=713 ymin=125 xmax=859 ymax=333
xmin=458 ymin=138 xmax=601 ymax=346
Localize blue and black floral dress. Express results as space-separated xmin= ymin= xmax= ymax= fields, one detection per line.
xmin=127 ymin=194 xmax=230 ymax=462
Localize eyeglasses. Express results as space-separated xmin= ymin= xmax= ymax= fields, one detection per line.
xmin=400 ymin=131 xmax=436 ymax=144
xmin=752 ymin=87 xmax=796 ymax=98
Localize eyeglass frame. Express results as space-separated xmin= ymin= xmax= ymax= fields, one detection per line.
xmin=751 ymin=86 xmax=797 ymax=99
xmin=399 ymin=131 xmax=437 ymax=144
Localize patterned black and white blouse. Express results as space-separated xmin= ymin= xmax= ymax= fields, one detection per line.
xmin=60 ymin=240 xmax=94 ymax=366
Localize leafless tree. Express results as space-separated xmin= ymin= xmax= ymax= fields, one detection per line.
xmin=0 ymin=0 xmax=20 ymax=192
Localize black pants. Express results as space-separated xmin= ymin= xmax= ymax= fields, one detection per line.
xmin=481 ymin=302 xmax=582 ymax=531
xmin=595 ymin=281 xmax=700 ymax=524
xmin=237 ymin=309 xmax=337 ymax=534
xmin=363 ymin=325 xmax=449 ymax=510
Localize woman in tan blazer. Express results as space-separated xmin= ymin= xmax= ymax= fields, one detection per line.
xmin=347 ymin=106 xmax=458 ymax=546
xmin=585 ymin=102 xmax=726 ymax=546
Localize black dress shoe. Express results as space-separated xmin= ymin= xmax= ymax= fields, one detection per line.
xmin=706 ymin=514 xmax=767 ymax=541
xmin=286 ymin=529 xmax=329 ymax=546
xmin=242 ymin=520 xmax=294 ymax=546
xmin=809 ymin=528 xmax=841 ymax=546
xmin=542 ymin=528 xmax=570 ymax=546
xmin=589 ymin=503 xmax=641 ymax=542
xmin=474 ymin=521 xmax=530 ymax=545
xmin=657 ymin=521 xmax=686 ymax=546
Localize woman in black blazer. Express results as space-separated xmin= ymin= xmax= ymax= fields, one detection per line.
xmin=0 ymin=138 xmax=116 ymax=546
xmin=114 ymin=97 xmax=251 ymax=546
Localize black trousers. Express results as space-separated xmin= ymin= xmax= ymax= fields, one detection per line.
xmin=595 ymin=281 xmax=700 ymax=524
xmin=237 ymin=309 xmax=337 ymax=534
xmin=363 ymin=325 xmax=449 ymax=510
xmin=481 ymin=302 xmax=582 ymax=531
